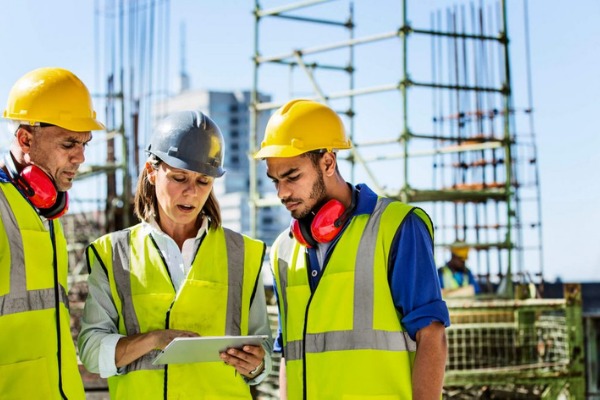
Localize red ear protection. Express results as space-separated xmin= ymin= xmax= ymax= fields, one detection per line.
xmin=290 ymin=186 xmax=357 ymax=248
xmin=19 ymin=165 xmax=58 ymax=209
xmin=4 ymin=153 xmax=69 ymax=219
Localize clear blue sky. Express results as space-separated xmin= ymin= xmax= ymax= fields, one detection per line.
xmin=0 ymin=1 xmax=598 ymax=282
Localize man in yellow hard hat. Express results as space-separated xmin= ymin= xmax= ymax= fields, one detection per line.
xmin=0 ymin=67 xmax=105 ymax=399
xmin=438 ymin=241 xmax=481 ymax=298
xmin=254 ymin=99 xmax=449 ymax=400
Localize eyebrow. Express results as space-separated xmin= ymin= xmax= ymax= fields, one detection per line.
xmin=65 ymin=136 xmax=92 ymax=145
xmin=166 ymin=166 xmax=212 ymax=179
xmin=267 ymin=167 xmax=299 ymax=180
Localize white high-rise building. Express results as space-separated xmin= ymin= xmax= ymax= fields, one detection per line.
xmin=154 ymin=89 xmax=289 ymax=247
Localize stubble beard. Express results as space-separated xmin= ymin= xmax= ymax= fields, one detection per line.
xmin=293 ymin=170 xmax=327 ymax=220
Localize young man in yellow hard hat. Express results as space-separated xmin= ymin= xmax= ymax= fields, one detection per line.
xmin=255 ymin=99 xmax=449 ymax=400
xmin=0 ymin=67 xmax=105 ymax=399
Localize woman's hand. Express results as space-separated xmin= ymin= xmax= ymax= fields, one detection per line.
xmin=219 ymin=344 xmax=266 ymax=379
xmin=115 ymin=329 xmax=198 ymax=368
xmin=151 ymin=329 xmax=199 ymax=350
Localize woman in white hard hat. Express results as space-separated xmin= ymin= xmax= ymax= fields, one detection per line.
xmin=78 ymin=111 xmax=273 ymax=399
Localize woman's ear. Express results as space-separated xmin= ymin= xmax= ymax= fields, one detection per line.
xmin=145 ymin=162 xmax=156 ymax=184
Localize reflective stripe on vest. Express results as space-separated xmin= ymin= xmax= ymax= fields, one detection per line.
xmin=280 ymin=198 xmax=416 ymax=362
xmin=109 ymin=228 xmax=247 ymax=372
xmin=0 ymin=188 xmax=68 ymax=316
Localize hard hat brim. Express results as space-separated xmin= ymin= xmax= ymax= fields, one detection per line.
xmin=3 ymin=116 xmax=106 ymax=132
xmin=253 ymin=144 xmax=307 ymax=159
xmin=57 ymin=118 xmax=106 ymax=132
xmin=152 ymin=150 xmax=226 ymax=178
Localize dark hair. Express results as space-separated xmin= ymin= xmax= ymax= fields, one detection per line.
xmin=302 ymin=150 xmax=341 ymax=173
xmin=133 ymin=154 xmax=222 ymax=228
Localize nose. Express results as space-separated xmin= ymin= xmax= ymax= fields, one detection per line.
xmin=277 ymin=181 xmax=291 ymax=200
xmin=72 ymin=145 xmax=86 ymax=165
xmin=183 ymin=181 xmax=199 ymax=196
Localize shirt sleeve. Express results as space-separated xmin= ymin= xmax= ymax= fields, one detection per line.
xmin=390 ymin=212 xmax=451 ymax=340
xmin=77 ymin=254 xmax=125 ymax=378
xmin=437 ymin=267 xmax=446 ymax=289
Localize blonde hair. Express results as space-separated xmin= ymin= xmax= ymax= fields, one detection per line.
xmin=133 ymin=154 xmax=222 ymax=228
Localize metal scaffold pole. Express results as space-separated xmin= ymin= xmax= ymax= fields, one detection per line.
xmin=250 ymin=0 xmax=545 ymax=285
xmin=66 ymin=0 xmax=171 ymax=283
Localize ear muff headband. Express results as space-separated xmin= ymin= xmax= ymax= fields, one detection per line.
xmin=290 ymin=186 xmax=358 ymax=248
xmin=4 ymin=153 xmax=68 ymax=219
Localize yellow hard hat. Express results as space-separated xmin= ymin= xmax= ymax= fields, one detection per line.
xmin=3 ymin=67 xmax=105 ymax=132
xmin=254 ymin=99 xmax=351 ymax=159
xmin=450 ymin=242 xmax=470 ymax=260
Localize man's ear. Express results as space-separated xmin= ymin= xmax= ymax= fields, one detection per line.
xmin=15 ymin=127 xmax=33 ymax=153
xmin=321 ymin=152 xmax=337 ymax=176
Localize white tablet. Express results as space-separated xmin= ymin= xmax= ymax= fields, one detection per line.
xmin=152 ymin=335 xmax=269 ymax=365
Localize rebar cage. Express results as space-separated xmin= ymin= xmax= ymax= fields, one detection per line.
xmin=443 ymin=284 xmax=585 ymax=399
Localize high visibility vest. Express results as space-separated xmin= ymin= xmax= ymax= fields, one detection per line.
xmin=0 ymin=183 xmax=85 ymax=399
xmin=87 ymin=224 xmax=265 ymax=400
xmin=271 ymin=197 xmax=433 ymax=400
xmin=439 ymin=266 xmax=470 ymax=289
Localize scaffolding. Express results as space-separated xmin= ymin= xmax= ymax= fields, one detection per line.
xmin=249 ymin=1 xmax=577 ymax=398
xmin=64 ymin=0 xmax=171 ymax=284
xmin=250 ymin=0 xmax=544 ymax=297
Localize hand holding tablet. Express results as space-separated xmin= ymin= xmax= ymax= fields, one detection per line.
xmin=152 ymin=335 xmax=268 ymax=365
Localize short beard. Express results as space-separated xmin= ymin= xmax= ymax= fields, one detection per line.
xmin=295 ymin=168 xmax=327 ymax=219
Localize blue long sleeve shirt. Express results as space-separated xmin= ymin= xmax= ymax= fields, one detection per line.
xmin=273 ymin=183 xmax=450 ymax=353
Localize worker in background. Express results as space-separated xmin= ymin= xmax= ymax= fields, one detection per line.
xmin=0 ymin=67 xmax=105 ymax=399
xmin=438 ymin=241 xmax=482 ymax=298
xmin=78 ymin=111 xmax=273 ymax=399
xmin=254 ymin=99 xmax=449 ymax=400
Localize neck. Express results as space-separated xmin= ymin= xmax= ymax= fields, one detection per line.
xmin=327 ymin=177 xmax=353 ymax=210
xmin=159 ymin=217 xmax=202 ymax=250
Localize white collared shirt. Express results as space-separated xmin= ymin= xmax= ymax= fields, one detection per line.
xmin=144 ymin=216 xmax=208 ymax=292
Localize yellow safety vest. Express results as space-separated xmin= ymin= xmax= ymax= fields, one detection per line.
xmin=0 ymin=182 xmax=85 ymax=399
xmin=272 ymin=197 xmax=433 ymax=400
xmin=440 ymin=266 xmax=470 ymax=289
xmin=87 ymin=224 xmax=265 ymax=399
